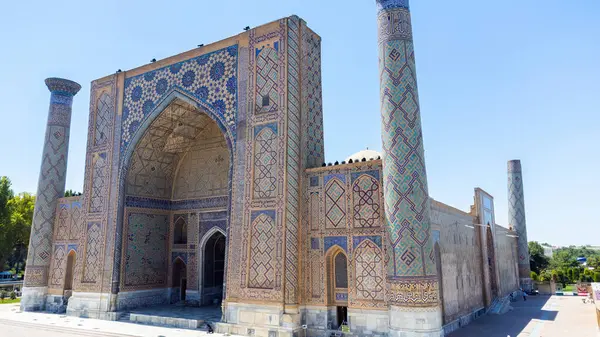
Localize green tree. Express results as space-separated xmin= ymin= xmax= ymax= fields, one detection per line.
xmin=64 ymin=190 xmax=82 ymax=197
xmin=530 ymin=271 xmax=539 ymax=281
xmin=539 ymin=270 xmax=553 ymax=282
xmin=587 ymin=256 xmax=600 ymax=269
xmin=0 ymin=177 xmax=35 ymax=272
xmin=594 ymin=272 xmax=600 ymax=282
xmin=528 ymin=241 xmax=550 ymax=274
xmin=6 ymin=192 xmax=35 ymax=274
xmin=573 ymin=268 xmax=581 ymax=282
xmin=0 ymin=177 xmax=15 ymax=269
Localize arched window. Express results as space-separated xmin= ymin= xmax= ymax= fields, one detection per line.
xmin=174 ymin=217 xmax=187 ymax=244
xmin=334 ymin=252 xmax=348 ymax=289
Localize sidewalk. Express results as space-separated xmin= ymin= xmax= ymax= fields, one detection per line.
xmin=448 ymin=295 xmax=599 ymax=337
xmin=0 ymin=303 xmax=222 ymax=337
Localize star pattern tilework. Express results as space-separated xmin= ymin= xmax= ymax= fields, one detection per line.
xmin=121 ymin=45 xmax=238 ymax=154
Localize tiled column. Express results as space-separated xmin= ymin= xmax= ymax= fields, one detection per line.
xmin=508 ymin=160 xmax=532 ymax=291
xmin=376 ymin=1 xmax=442 ymax=336
xmin=21 ymin=78 xmax=81 ymax=311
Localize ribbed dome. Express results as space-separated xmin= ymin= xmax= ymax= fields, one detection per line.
xmin=345 ymin=149 xmax=382 ymax=162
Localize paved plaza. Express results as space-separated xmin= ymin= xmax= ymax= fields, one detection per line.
xmin=0 ymin=302 xmax=219 ymax=337
xmin=0 ymin=295 xmax=598 ymax=336
xmin=449 ymin=295 xmax=599 ymax=337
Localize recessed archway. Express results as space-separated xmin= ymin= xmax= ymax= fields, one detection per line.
xmin=118 ymin=96 xmax=232 ymax=310
xmin=64 ymin=250 xmax=76 ymax=297
xmin=199 ymin=227 xmax=226 ymax=306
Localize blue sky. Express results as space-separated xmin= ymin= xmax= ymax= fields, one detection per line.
xmin=0 ymin=0 xmax=598 ymax=246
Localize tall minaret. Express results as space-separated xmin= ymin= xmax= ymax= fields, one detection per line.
xmin=21 ymin=78 xmax=81 ymax=311
xmin=376 ymin=1 xmax=442 ymax=336
xmin=508 ymin=160 xmax=531 ymax=291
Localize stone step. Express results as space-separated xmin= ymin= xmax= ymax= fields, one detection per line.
xmin=128 ymin=312 xmax=206 ymax=330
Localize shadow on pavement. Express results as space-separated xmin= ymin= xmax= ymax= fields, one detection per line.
xmin=448 ymin=295 xmax=557 ymax=337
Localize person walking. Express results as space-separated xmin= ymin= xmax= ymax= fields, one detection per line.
xmin=522 ymin=288 xmax=528 ymax=301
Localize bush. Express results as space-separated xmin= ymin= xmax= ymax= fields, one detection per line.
xmin=0 ymin=291 xmax=6 ymax=301
xmin=9 ymin=291 xmax=16 ymax=300
xmin=530 ymin=271 xmax=539 ymax=281
xmin=594 ymin=272 xmax=600 ymax=282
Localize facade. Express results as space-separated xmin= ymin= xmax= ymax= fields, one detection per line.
xmin=22 ymin=2 xmax=526 ymax=337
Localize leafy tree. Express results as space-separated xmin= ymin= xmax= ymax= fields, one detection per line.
xmin=568 ymin=268 xmax=575 ymax=283
xmin=0 ymin=177 xmax=15 ymax=269
xmin=587 ymin=256 xmax=600 ymax=269
xmin=6 ymin=192 xmax=35 ymax=274
xmin=64 ymin=190 xmax=82 ymax=197
xmin=539 ymin=270 xmax=553 ymax=282
xmin=528 ymin=241 xmax=549 ymax=274
xmin=0 ymin=290 xmax=6 ymax=301
xmin=530 ymin=271 xmax=539 ymax=281
xmin=0 ymin=177 xmax=35 ymax=271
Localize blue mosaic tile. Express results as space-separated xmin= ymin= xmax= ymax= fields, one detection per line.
xmin=199 ymin=211 xmax=228 ymax=220
xmin=311 ymin=237 xmax=320 ymax=250
xmin=352 ymin=235 xmax=382 ymax=248
xmin=335 ymin=293 xmax=348 ymax=301
xmin=324 ymin=236 xmax=347 ymax=253
xmin=250 ymin=209 xmax=276 ymax=222
xmin=350 ymin=170 xmax=380 ymax=183
xmin=253 ymin=123 xmax=278 ymax=137
xmin=432 ymin=230 xmax=440 ymax=243
xmin=171 ymin=252 xmax=188 ymax=264
xmin=376 ymin=0 xmax=409 ymax=12
xmin=324 ymin=173 xmax=346 ymax=185
xmin=309 ymin=176 xmax=319 ymax=187
xmin=125 ymin=196 xmax=228 ymax=210
xmin=121 ymin=45 xmax=238 ymax=155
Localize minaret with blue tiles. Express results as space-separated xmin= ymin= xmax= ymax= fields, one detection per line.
xmin=22 ymin=78 xmax=81 ymax=311
xmin=508 ymin=160 xmax=532 ymax=291
xmin=376 ymin=1 xmax=443 ymax=335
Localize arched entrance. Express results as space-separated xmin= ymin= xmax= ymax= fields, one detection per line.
xmin=118 ymin=97 xmax=231 ymax=310
xmin=326 ymin=247 xmax=348 ymax=329
xmin=200 ymin=229 xmax=226 ymax=305
xmin=172 ymin=258 xmax=187 ymax=303
xmin=64 ymin=250 xmax=76 ymax=299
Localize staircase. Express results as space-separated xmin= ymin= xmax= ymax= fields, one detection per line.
xmin=487 ymin=296 xmax=512 ymax=315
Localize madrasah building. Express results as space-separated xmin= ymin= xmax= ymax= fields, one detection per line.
xmin=21 ymin=1 xmax=531 ymax=336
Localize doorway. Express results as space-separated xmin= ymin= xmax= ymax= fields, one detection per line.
xmin=172 ymin=258 xmax=187 ymax=303
xmin=202 ymin=230 xmax=226 ymax=305
xmin=64 ymin=250 xmax=76 ymax=299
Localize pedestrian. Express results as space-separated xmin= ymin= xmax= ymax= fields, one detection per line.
xmin=522 ymin=289 xmax=528 ymax=301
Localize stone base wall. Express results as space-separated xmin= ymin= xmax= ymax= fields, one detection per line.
xmin=217 ymin=302 xmax=301 ymax=337
xmin=442 ymin=307 xmax=485 ymax=335
xmin=20 ymin=286 xmax=48 ymax=312
xmin=348 ymin=308 xmax=388 ymax=336
xmin=66 ymin=292 xmax=118 ymax=320
xmin=45 ymin=294 xmax=67 ymax=314
xmin=116 ymin=288 xmax=169 ymax=311
xmin=388 ymin=306 xmax=443 ymax=337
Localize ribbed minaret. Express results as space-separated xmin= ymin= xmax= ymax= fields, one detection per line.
xmin=21 ymin=78 xmax=81 ymax=311
xmin=376 ymin=1 xmax=442 ymax=336
xmin=508 ymin=160 xmax=532 ymax=291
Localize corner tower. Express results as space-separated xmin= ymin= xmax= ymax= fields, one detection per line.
xmin=508 ymin=160 xmax=531 ymax=290
xmin=21 ymin=78 xmax=81 ymax=311
xmin=376 ymin=1 xmax=442 ymax=336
